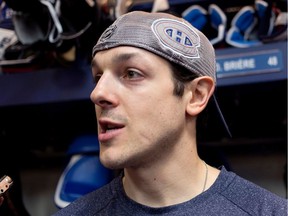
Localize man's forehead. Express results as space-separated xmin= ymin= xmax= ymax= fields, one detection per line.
xmin=93 ymin=46 xmax=164 ymax=63
xmin=91 ymin=46 xmax=171 ymax=74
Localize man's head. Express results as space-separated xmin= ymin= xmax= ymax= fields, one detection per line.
xmin=92 ymin=11 xmax=216 ymax=84
xmin=90 ymin=11 xmax=217 ymax=169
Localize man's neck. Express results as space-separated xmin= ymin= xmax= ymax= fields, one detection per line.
xmin=122 ymin=156 xmax=218 ymax=207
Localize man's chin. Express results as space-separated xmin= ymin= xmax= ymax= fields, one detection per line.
xmin=100 ymin=156 xmax=125 ymax=170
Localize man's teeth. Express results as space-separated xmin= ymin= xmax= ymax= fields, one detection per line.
xmin=105 ymin=125 xmax=118 ymax=132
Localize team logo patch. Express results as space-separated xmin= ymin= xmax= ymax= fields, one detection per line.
xmin=151 ymin=19 xmax=200 ymax=58
xmin=99 ymin=24 xmax=117 ymax=43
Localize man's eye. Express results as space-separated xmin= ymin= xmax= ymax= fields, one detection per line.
xmin=93 ymin=74 xmax=102 ymax=84
xmin=123 ymin=70 xmax=142 ymax=79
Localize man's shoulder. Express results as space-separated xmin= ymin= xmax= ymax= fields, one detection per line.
xmin=51 ymin=176 xmax=120 ymax=216
xmin=217 ymin=167 xmax=287 ymax=215
xmin=220 ymin=167 xmax=284 ymax=201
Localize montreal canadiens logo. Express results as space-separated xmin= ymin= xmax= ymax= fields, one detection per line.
xmin=152 ymin=19 xmax=200 ymax=58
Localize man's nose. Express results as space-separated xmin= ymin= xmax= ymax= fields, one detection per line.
xmin=90 ymin=73 xmax=118 ymax=108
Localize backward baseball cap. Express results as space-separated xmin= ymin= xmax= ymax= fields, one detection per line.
xmin=92 ymin=11 xmax=216 ymax=83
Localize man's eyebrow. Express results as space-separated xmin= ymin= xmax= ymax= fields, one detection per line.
xmin=111 ymin=52 xmax=138 ymax=63
xmin=91 ymin=58 xmax=98 ymax=69
xmin=91 ymin=52 xmax=140 ymax=71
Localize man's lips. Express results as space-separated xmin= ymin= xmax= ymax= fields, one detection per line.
xmin=98 ymin=119 xmax=125 ymax=142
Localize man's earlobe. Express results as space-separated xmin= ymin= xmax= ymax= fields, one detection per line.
xmin=186 ymin=76 xmax=215 ymax=116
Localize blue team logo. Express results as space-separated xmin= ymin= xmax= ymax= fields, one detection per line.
xmin=151 ymin=18 xmax=200 ymax=58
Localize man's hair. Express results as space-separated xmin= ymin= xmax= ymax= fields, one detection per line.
xmin=169 ymin=61 xmax=199 ymax=97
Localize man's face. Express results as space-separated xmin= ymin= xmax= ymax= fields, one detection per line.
xmin=90 ymin=46 xmax=188 ymax=169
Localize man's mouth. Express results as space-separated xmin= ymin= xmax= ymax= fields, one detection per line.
xmin=102 ymin=123 xmax=124 ymax=133
xmin=99 ymin=120 xmax=125 ymax=134
xmin=98 ymin=120 xmax=125 ymax=142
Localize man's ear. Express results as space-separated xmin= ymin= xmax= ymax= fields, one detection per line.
xmin=186 ymin=76 xmax=215 ymax=116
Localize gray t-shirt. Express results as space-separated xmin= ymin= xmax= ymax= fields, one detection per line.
xmin=52 ymin=166 xmax=287 ymax=215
